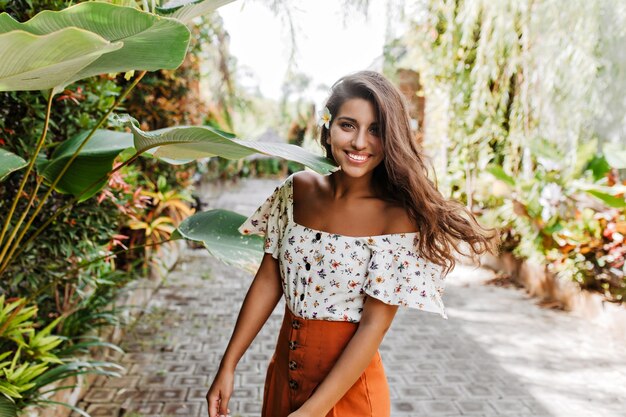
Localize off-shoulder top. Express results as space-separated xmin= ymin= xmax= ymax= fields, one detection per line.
xmin=238 ymin=173 xmax=448 ymax=321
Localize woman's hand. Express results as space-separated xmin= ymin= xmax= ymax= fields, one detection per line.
xmin=206 ymin=369 xmax=234 ymax=417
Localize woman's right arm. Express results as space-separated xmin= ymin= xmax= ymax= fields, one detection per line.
xmin=206 ymin=252 xmax=283 ymax=417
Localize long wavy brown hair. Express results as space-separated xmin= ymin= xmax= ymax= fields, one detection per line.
xmin=320 ymin=71 xmax=498 ymax=274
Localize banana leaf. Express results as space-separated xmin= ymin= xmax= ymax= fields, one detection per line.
xmin=38 ymin=130 xmax=133 ymax=201
xmin=122 ymin=116 xmax=338 ymax=175
xmin=0 ymin=148 xmax=27 ymax=181
xmin=0 ymin=2 xmax=190 ymax=91
xmin=176 ymin=209 xmax=264 ymax=273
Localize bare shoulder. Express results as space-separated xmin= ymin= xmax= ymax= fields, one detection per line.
xmin=383 ymin=203 xmax=418 ymax=234
xmin=292 ymin=170 xmax=324 ymax=200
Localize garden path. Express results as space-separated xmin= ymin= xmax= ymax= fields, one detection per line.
xmin=76 ymin=177 xmax=626 ymax=417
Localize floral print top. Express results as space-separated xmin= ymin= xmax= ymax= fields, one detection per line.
xmin=238 ymin=173 xmax=448 ymax=322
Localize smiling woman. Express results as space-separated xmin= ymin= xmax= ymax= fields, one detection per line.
xmin=206 ymin=71 xmax=498 ymax=417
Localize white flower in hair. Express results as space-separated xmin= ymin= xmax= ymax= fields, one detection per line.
xmin=317 ymin=107 xmax=332 ymax=129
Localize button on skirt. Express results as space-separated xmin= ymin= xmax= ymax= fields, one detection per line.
xmin=261 ymin=306 xmax=390 ymax=417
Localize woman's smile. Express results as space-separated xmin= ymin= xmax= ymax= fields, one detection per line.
xmin=345 ymin=151 xmax=371 ymax=164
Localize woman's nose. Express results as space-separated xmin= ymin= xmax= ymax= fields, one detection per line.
xmin=351 ymin=129 xmax=368 ymax=150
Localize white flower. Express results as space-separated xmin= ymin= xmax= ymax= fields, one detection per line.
xmin=537 ymin=156 xmax=561 ymax=172
xmin=540 ymin=183 xmax=565 ymax=206
xmin=317 ymin=107 xmax=332 ymax=129
xmin=538 ymin=183 xmax=565 ymax=222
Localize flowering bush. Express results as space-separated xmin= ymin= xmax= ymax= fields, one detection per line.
xmin=481 ymin=153 xmax=625 ymax=301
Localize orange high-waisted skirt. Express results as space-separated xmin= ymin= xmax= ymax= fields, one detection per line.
xmin=262 ymin=306 xmax=390 ymax=417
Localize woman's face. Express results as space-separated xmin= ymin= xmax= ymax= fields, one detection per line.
xmin=326 ymin=98 xmax=384 ymax=178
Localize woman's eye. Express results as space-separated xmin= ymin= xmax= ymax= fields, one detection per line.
xmin=341 ymin=122 xmax=354 ymax=129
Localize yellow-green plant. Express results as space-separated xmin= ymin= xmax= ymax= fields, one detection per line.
xmin=0 ymin=295 xmax=123 ymax=416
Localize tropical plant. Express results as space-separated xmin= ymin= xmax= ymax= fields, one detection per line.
xmin=0 ymin=296 xmax=123 ymax=415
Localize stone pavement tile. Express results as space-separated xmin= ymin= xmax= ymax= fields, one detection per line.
xmin=240 ymin=373 xmax=267 ymax=386
xmin=441 ymin=359 xmax=478 ymax=372
xmin=430 ymin=385 xmax=465 ymax=398
xmin=461 ymin=383 xmax=502 ymax=399
xmin=436 ymin=372 xmax=467 ymax=384
xmin=468 ymin=371 xmax=505 ymax=385
xmin=102 ymin=375 xmax=140 ymax=389
xmin=391 ymin=400 xmax=426 ymax=416
xmin=194 ymin=363 xmax=218 ymax=375
xmin=162 ymin=401 xmax=201 ymax=416
xmin=497 ymin=383 xmax=534 ymax=398
xmin=455 ymin=399 xmax=497 ymax=415
xmin=139 ymin=373 xmax=176 ymax=386
xmin=165 ymin=363 xmax=196 ymax=373
xmin=129 ymin=362 xmax=168 ymax=375
xmin=414 ymin=362 xmax=444 ymax=372
xmin=83 ymin=387 xmax=116 ymax=403
xmin=187 ymin=387 xmax=208 ymax=401
xmin=115 ymin=387 xmax=139 ymax=403
xmin=176 ymin=342 xmax=203 ymax=353
xmin=398 ymin=386 xmax=433 ymax=399
xmin=489 ymin=399 xmax=533 ymax=414
xmin=384 ymin=362 xmax=415 ymax=373
xmin=422 ymin=351 xmax=449 ymax=361
xmin=85 ymin=403 xmax=120 ymax=417
xmin=172 ymin=374 xmax=208 ymax=387
xmin=230 ymin=386 xmax=259 ymax=400
xmin=91 ymin=375 xmax=108 ymax=387
xmin=124 ymin=402 xmax=163 ymax=414
xmin=131 ymin=389 xmax=153 ymax=402
xmin=240 ymin=401 xmax=262 ymax=415
xmin=186 ymin=352 xmax=211 ymax=362
xmin=420 ymin=400 xmax=462 ymax=415
xmin=403 ymin=373 xmax=440 ymax=385
xmin=148 ymin=387 xmax=188 ymax=402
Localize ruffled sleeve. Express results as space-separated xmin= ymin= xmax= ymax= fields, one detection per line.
xmin=237 ymin=176 xmax=292 ymax=259
xmin=362 ymin=237 xmax=448 ymax=319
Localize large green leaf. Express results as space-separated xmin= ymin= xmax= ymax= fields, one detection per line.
xmin=0 ymin=2 xmax=190 ymax=90
xmin=157 ymin=0 xmax=236 ymax=23
xmin=0 ymin=28 xmax=122 ymax=92
xmin=123 ymin=117 xmax=338 ymax=174
xmin=177 ymin=209 xmax=264 ymax=273
xmin=39 ymin=130 xmax=133 ymax=201
xmin=0 ymin=148 xmax=27 ymax=181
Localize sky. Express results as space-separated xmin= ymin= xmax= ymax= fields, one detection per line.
xmin=219 ymin=0 xmax=390 ymax=104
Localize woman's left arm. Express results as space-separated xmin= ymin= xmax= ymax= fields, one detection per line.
xmin=289 ymin=297 xmax=399 ymax=417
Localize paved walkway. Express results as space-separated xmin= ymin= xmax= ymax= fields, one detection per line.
xmin=77 ymin=177 xmax=626 ymax=417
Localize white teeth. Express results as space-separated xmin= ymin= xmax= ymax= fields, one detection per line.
xmin=348 ymin=153 xmax=368 ymax=161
